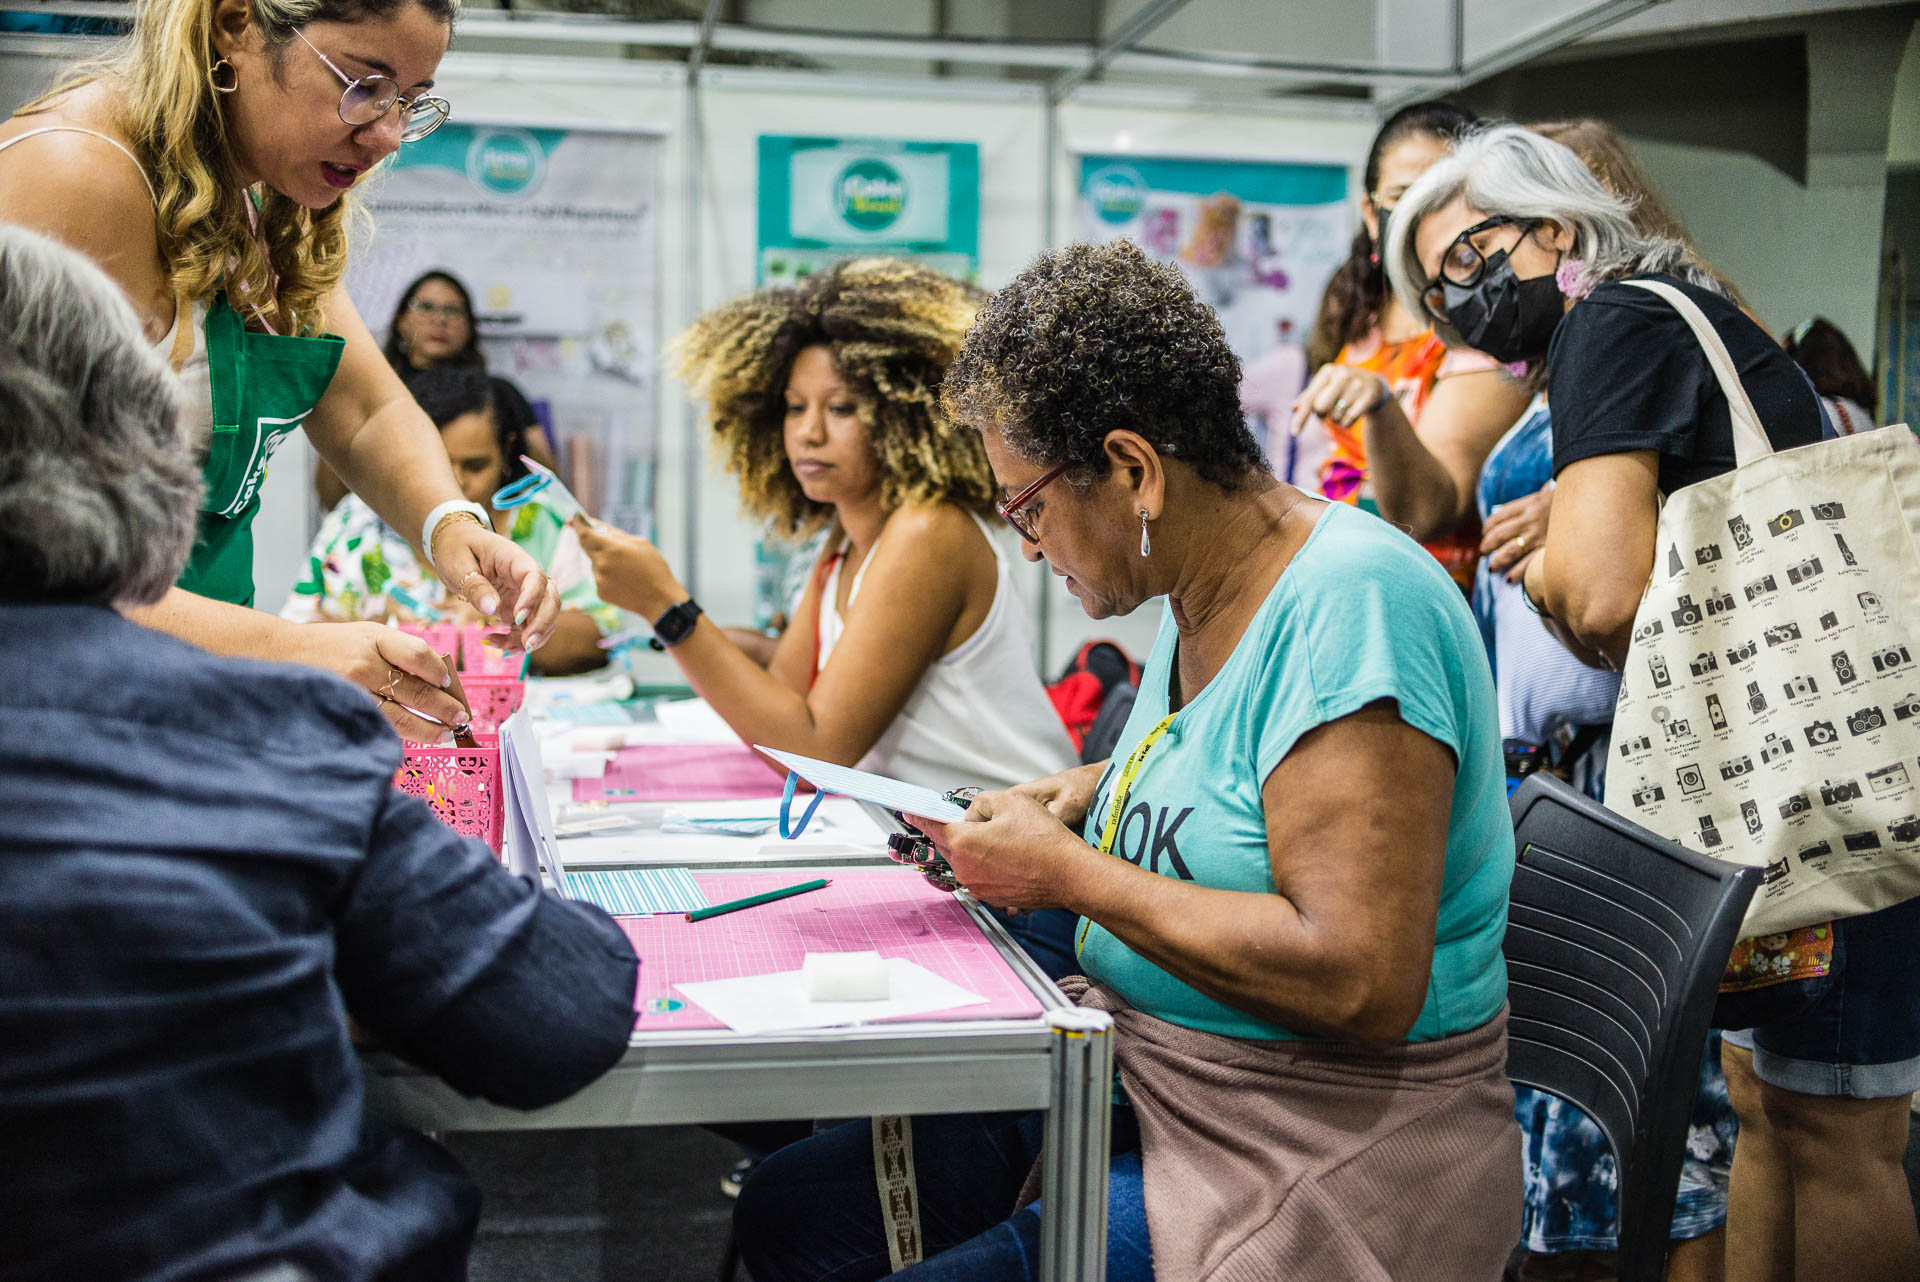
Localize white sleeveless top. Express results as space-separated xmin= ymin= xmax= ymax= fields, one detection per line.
xmin=0 ymin=126 xmax=213 ymax=431
xmin=818 ymin=511 xmax=1079 ymax=793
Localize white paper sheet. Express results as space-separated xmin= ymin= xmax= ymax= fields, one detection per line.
xmin=655 ymin=698 xmax=740 ymax=743
xmin=758 ymin=748 xmax=967 ymax=824
xmin=674 ymin=958 xmax=986 ymax=1034
xmin=500 ymin=710 xmax=557 ymax=884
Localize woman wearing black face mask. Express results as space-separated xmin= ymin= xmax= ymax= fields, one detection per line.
xmin=1392 ymin=125 xmax=1920 ymax=1282
xmin=1385 ymin=124 xmax=1824 ymax=670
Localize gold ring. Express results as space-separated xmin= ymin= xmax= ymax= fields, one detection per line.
xmin=1514 ymin=533 xmax=1529 ymax=551
xmin=383 ymin=667 xmax=402 ymax=700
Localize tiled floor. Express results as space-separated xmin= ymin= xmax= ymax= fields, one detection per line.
xmin=454 ymin=1119 xmax=1920 ymax=1281
xmin=453 ymin=1126 xmax=743 ymax=1282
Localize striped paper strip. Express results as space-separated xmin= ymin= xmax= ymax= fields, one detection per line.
xmin=562 ymin=866 xmax=710 ymax=917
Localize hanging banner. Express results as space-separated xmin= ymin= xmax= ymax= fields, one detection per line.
xmin=757 ymin=135 xmax=980 ymax=286
xmin=1079 ymin=154 xmax=1350 ymax=482
xmin=1078 ymin=153 xmax=1349 ymax=361
xmin=347 ymin=123 xmax=661 ymax=533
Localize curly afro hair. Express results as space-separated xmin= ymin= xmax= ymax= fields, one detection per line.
xmin=672 ymin=258 xmax=995 ymax=537
xmin=942 ymin=239 xmax=1263 ymax=490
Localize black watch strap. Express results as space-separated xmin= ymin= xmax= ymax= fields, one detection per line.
xmin=648 ymin=598 xmax=703 ymax=650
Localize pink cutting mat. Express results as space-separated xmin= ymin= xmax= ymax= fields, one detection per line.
xmin=573 ymin=742 xmax=787 ymax=803
xmin=622 ymin=868 xmax=1047 ymax=1031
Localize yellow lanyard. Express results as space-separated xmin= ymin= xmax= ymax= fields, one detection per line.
xmin=1077 ymin=713 xmax=1176 ymax=954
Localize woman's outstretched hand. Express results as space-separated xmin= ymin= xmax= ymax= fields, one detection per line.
xmin=430 ymin=518 xmax=560 ymax=652
xmin=288 ymin=621 xmax=468 ymax=743
xmin=570 ymin=514 xmax=684 ymax=621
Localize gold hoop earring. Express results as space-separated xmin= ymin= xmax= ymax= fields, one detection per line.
xmin=208 ymin=58 xmax=238 ymax=94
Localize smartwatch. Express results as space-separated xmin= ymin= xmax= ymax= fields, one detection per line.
xmin=648 ymin=598 xmax=704 ymax=650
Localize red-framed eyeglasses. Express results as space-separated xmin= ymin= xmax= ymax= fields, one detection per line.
xmin=996 ymin=461 xmax=1071 ymax=543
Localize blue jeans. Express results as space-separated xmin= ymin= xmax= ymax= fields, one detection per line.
xmin=986 ymin=907 xmax=1082 ymax=982
xmin=1719 ymin=894 xmax=1920 ymax=1098
xmin=735 ymin=1108 xmax=1153 ymax=1282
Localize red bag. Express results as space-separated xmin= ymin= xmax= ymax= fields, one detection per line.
xmin=1046 ymin=640 xmax=1141 ymax=750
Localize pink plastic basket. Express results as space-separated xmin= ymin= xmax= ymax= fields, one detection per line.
xmin=397 ymin=620 xmax=461 ymax=660
xmin=459 ymin=625 xmax=521 ymax=676
xmin=394 ymin=737 xmax=503 ymax=854
xmin=463 ymin=675 xmax=526 ymax=735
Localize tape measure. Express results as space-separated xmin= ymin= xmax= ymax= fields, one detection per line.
xmin=1076 ymin=713 xmax=1176 ymax=954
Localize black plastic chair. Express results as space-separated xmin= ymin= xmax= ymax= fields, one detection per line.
xmin=1504 ymin=774 xmax=1760 ymax=1282
xmin=1081 ymin=682 xmax=1137 ymax=765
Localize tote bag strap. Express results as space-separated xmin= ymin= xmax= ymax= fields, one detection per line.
xmin=1623 ymin=278 xmax=1774 ymax=468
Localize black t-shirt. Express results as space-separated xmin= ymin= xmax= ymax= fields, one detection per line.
xmin=1547 ymin=274 xmax=1823 ymax=492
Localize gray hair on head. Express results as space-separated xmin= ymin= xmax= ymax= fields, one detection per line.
xmin=0 ymin=226 xmax=199 ymax=607
xmin=1384 ymin=122 xmax=1725 ymax=345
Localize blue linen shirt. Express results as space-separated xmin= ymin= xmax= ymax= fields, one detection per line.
xmin=0 ymin=604 xmax=639 ymax=1282
xmin=1076 ymin=502 xmax=1515 ymax=1041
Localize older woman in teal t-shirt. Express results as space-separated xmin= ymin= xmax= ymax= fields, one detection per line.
xmin=734 ymin=240 xmax=1523 ymax=1282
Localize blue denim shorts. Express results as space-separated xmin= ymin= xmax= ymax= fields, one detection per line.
xmin=1719 ymin=894 xmax=1920 ymax=1099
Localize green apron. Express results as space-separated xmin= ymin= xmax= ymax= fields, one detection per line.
xmin=175 ymin=294 xmax=345 ymax=607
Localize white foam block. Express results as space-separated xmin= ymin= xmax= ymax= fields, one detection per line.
xmin=800 ymin=951 xmax=891 ymax=1002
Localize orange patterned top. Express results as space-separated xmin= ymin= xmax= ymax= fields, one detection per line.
xmin=1314 ymin=327 xmax=1500 ymax=590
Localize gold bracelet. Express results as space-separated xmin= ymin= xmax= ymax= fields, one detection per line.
xmin=427 ymin=510 xmax=486 ymax=566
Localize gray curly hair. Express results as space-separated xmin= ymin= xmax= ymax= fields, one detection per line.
xmin=0 ymin=226 xmax=199 ymax=607
xmin=1384 ymin=122 xmax=1725 ymax=347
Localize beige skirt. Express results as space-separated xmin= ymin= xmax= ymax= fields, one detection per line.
xmin=1057 ymin=978 xmax=1521 ymax=1282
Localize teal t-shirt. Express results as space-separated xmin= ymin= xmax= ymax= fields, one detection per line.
xmin=1077 ymin=501 xmax=1514 ymax=1042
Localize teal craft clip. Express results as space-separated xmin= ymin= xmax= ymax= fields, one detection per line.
xmin=492 ymin=455 xmax=587 ymax=525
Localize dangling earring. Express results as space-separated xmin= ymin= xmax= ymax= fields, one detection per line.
xmin=208 ymin=58 xmax=238 ymax=94
xmin=1138 ymin=509 xmax=1152 ymax=558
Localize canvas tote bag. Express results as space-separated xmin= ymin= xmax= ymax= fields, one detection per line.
xmin=1603 ymin=279 xmax=1920 ymax=936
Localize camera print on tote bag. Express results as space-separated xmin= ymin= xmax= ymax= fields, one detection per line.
xmin=1604 ymin=281 xmax=1920 ymax=937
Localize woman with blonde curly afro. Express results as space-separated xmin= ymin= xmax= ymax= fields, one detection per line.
xmin=578 ymin=255 xmax=1079 ymax=829
xmin=0 ymin=0 xmax=561 ymax=745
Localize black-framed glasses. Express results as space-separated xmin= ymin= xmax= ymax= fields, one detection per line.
xmin=1420 ymin=215 xmax=1538 ymax=318
xmin=406 ymin=299 xmax=468 ymax=320
xmin=997 ymin=461 xmax=1070 ymax=543
xmin=296 ymin=28 xmax=451 ymax=142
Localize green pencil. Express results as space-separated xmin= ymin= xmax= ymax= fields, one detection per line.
xmin=686 ymin=878 xmax=832 ymax=922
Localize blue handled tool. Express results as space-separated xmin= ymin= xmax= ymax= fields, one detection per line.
xmin=492 ymin=455 xmax=589 ymax=525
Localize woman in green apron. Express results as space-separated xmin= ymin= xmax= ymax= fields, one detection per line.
xmin=0 ymin=0 xmax=559 ymax=743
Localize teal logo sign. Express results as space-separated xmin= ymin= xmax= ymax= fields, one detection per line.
xmin=466 ymin=129 xmax=544 ymax=198
xmin=837 ymin=158 xmax=907 ymax=231
xmin=1086 ymin=165 xmax=1147 ymax=225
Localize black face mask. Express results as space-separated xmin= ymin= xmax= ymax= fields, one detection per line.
xmin=1440 ymin=249 xmax=1565 ymax=363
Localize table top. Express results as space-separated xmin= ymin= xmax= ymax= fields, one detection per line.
xmin=362 ymin=886 xmax=1072 ymax=1131
xmin=361 ymin=686 xmax=1073 ymax=1132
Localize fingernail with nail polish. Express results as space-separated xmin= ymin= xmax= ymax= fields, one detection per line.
xmin=515 ymin=608 xmax=530 ymax=626
xmin=481 ymin=596 xmax=499 ymax=616
xmin=438 ymin=732 xmax=455 ymax=746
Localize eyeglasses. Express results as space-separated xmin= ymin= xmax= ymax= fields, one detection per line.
xmin=406 ymin=300 xmax=468 ymax=321
xmin=295 ymin=28 xmax=451 ymax=143
xmin=1421 ymin=215 xmax=1538 ymax=319
xmin=997 ymin=461 xmax=1070 ymax=543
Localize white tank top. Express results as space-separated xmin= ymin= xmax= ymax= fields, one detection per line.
xmin=818 ymin=510 xmax=1079 ymax=793
xmin=0 ymin=126 xmax=212 ymax=431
